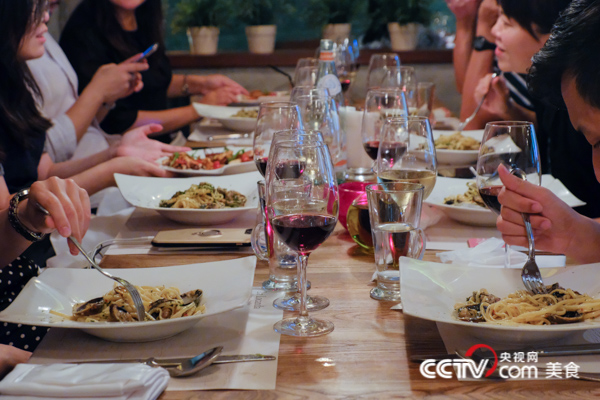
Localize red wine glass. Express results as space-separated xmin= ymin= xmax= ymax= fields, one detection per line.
xmin=267 ymin=141 xmax=338 ymax=337
xmin=476 ymin=121 xmax=541 ymax=267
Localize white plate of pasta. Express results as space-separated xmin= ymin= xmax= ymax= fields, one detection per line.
xmin=115 ymin=171 xmax=261 ymax=225
xmin=431 ymin=129 xmax=483 ymax=165
xmin=192 ymin=103 xmax=257 ymax=132
xmin=0 ymin=257 xmax=256 ymax=342
xmin=426 ymin=176 xmax=586 ymax=226
xmin=401 ymin=258 xmax=600 ymax=345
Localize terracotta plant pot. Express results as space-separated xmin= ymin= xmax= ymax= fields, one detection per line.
xmin=322 ymin=23 xmax=352 ymax=42
xmin=186 ymin=26 xmax=219 ymax=55
xmin=245 ymin=25 xmax=277 ymax=54
xmin=387 ymin=22 xmax=419 ymax=51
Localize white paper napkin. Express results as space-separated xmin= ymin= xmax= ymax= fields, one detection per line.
xmin=0 ymin=363 xmax=169 ymax=400
xmin=436 ymin=237 xmax=565 ymax=268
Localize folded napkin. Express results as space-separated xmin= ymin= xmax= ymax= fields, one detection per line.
xmin=437 ymin=237 xmax=565 ymax=268
xmin=0 ymin=363 xmax=169 ymax=400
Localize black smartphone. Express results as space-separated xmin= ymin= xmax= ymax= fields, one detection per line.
xmin=138 ymin=43 xmax=158 ymax=61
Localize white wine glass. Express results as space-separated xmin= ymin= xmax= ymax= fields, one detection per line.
xmin=376 ymin=116 xmax=437 ymax=200
xmin=476 ymin=121 xmax=541 ymax=268
xmin=267 ymin=141 xmax=338 ymax=337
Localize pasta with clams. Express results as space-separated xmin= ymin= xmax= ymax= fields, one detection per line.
xmin=159 ymin=182 xmax=246 ymax=209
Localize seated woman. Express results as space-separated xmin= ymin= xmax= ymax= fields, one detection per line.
xmin=59 ymin=0 xmax=248 ymax=135
xmin=472 ymin=0 xmax=600 ymax=218
xmin=496 ymin=0 xmax=600 ymax=263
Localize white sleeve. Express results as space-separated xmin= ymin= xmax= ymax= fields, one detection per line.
xmin=44 ymin=114 xmax=77 ymax=163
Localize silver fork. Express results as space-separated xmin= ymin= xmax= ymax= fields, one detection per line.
xmin=510 ymin=169 xmax=547 ymax=295
xmin=456 ymin=73 xmax=498 ymax=133
xmin=35 ymin=204 xmax=146 ymax=321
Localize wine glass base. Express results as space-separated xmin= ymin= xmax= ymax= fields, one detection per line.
xmin=370 ymin=287 xmax=401 ymax=301
xmin=273 ymin=294 xmax=329 ymax=311
xmin=274 ymin=317 xmax=334 ymax=337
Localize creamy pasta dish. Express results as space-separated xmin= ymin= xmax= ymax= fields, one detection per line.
xmin=443 ymin=182 xmax=485 ymax=208
xmin=54 ymin=285 xmax=205 ymax=322
xmin=159 ymin=182 xmax=246 ymax=209
xmin=435 ymin=132 xmax=481 ymax=150
xmin=454 ymin=285 xmax=600 ymax=325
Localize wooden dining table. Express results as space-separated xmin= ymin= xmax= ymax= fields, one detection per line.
xmin=98 ymin=222 xmax=600 ymax=399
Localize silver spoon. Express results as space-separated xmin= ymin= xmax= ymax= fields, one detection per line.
xmin=73 ymin=346 xmax=276 ymax=377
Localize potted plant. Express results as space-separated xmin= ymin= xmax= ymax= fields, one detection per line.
xmin=171 ymin=0 xmax=234 ymax=55
xmin=370 ymin=0 xmax=432 ymax=50
xmin=304 ymin=0 xmax=367 ymax=42
xmin=234 ymin=0 xmax=294 ymax=54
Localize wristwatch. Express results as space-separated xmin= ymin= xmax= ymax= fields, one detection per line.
xmin=473 ymin=36 xmax=496 ymax=51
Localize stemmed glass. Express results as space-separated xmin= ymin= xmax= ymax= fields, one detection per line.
xmin=267 ymin=141 xmax=339 ymax=337
xmin=253 ymin=102 xmax=303 ymax=177
xmin=293 ymin=58 xmax=318 ymax=87
xmin=476 ymin=121 xmax=541 ymax=267
xmin=361 ymin=88 xmax=409 ymax=166
xmin=380 ymin=66 xmax=417 ymax=113
xmin=366 ymin=53 xmax=400 ymax=90
xmin=376 ymin=116 xmax=437 ymax=200
xmin=335 ymin=38 xmax=357 ymax=103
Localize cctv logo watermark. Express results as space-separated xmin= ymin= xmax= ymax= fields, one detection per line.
xmin=419 ymin=344 xmax=581 ymax=380
xmin=420 ymin=344 xmax=498 ymax=379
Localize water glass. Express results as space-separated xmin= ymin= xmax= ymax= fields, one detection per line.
xmin=251 ymin=180 xmax=298 ymax=291
xmin=366 ymin=182 xmax=426 ymax=301
xmin=416 ymin=82 xmax=436 ymax=124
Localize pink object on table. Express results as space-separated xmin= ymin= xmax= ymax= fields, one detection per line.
xmin=339 ymin=181 xmax=371 ymax=230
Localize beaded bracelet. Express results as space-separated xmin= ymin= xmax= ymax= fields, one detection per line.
xmin=8 ymin=189 xmax=47 ymax=242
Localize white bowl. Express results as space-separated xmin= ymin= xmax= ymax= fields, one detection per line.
xmin=0 ymin=257 xmax=256 ymax=342
xmin=426 ymin=176 xmax=586 ymax=226
xmin=401 ymin=258 xmax=600 ymax=345
xmin=192 ymin=103 xmax=257 ymax=132
xmin=432 ymin=129 xmax=484 ymax=166
xmin=115 ymin=171 xmax=261 ymax=225
xmin=158 ymin=147 xmax=257 ymax=176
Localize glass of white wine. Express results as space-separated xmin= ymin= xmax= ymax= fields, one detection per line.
xmin=376 ymin=116 xmax=437 ymax=200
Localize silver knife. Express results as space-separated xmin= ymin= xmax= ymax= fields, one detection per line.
xmin=73 ymin=354 xmax=275 ymax=365
xmin=207 ymin=133 xmax=250 ymax=141
xmin=410 ymin=343 xmax=600 ymax=362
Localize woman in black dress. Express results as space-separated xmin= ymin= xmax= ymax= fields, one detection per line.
xmin=60 ymin=0 xmax=248 ymax=135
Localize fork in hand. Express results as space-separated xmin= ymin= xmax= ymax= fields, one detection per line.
xmin=35 ymin=203 xmax=147 ymax=321
xmin=510 ymin=168 xmax=547 ymax=295
xmin=456 ymin=73 xmax=498 ymax=133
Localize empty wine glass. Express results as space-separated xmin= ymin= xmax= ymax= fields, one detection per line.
xmin=267 ymin=141 xmax=339 ymax=337
xmin=335 ymin=38 xmax=357 ymax=103
xmin=476 ymin=121 xmax=541 ymax=268
xmin=366 ymin=53 xmax=400 ymax=90
xmin=376 ymin=116 xmax=437 ymax=200
xmin=293 ymin=58 xmax=318 ymax=87
xmin=361 ymin=88 xmax=409 ymax=165
xmin=253 ymin=102 xmax=303 ymax=177
xmin=380 ymin=66 xmax=417 ymax=113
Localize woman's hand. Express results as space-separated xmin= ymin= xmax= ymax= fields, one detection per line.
xmin=0 ymin=344 xmax=30 ymax=379
xmin=496 ymin=164 xmax=600 ymax=262
xmin=18 ymin=177 xmax=90 ymax=256
xmin=199 ymin=87 xmax=244 ymax=106
xmin=446 ymin=0 xmax=481 ymax=22
xmin=475 ymin=73 xmax=510 ymax=119
xmin=87 ymin=54 xmax=148 ymax=105
xmin=476 ymin=0 xmax=500 ymax=39
xmin=189 ymin=74 xmax=248 ymax=96
xmin=115 ymin=123 xmax=191 ymax=162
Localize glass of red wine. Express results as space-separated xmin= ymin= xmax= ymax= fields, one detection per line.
xmin=267 ymin=141 xmax=339 ymax=337
xmin=476 ymin=121 xmax=541 ymax=267
xmin=361 ymin=88 xmax=409 ymax=174
xmin=253 ymin=102 xmax=303 ymax=178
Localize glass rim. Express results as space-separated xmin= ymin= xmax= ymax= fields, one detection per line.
xmin=365 ymin=182 xmax=425 ymax=193
xmin=366 ymin=87 xmax=405 ymax=95
xmin=259 ymin=101 xmax=299 ymax=108
xmin=273 ymin=128 xmax=323 ymax=137
xmin=485 ymin=121 xmax=533 ymax=127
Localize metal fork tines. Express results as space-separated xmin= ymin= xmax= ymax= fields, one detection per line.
xmin=457 ymin=73 xmax=498 ymax=133
xmin=510 ymin=169 xmax=547 ymax=295
xmin=69 ymin=237 xmax=146 ymax=321
xmin=35 ymin=203 xmax=146 ymax=320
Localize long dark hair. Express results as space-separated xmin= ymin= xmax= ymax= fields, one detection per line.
xmin=0 ymin=0 xmax=51 ymax=154
xmin=88 ymin=0 xmax=164 ymax=59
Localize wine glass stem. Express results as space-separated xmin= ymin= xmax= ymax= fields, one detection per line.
xmin=504 ymin=243 xmax=510 ymax=268
xmin=297 ymin=254 xmax=310 ymax=321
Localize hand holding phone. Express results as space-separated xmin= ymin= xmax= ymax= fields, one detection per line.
xmin=138 ymin=43 xmax=159 ymax=62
